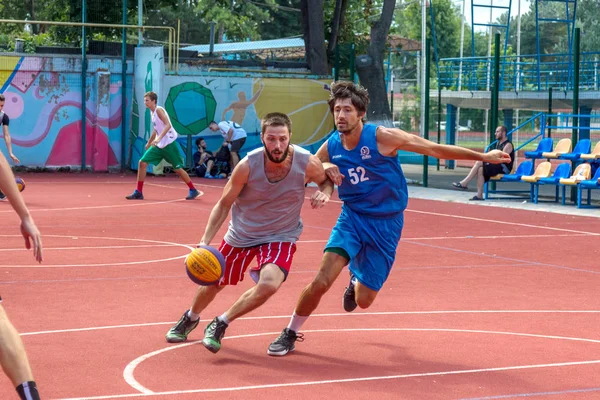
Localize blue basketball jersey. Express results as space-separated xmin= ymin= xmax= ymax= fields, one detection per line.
xmin=327 ymin=124 xmax=408 ymax=218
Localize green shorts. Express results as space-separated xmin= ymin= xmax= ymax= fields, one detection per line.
xmin=140 ymin=142 xmax=184 ymax=170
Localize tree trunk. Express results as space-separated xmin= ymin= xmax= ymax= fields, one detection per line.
xmin=356 ymin=0 xmax=396 ymax=125
xmin=327 ymin=0 xmax=348 ymax=58
xmin=28 ymin=0 xmax=41 ymax=33
xmin=302 ymin=0 xmax=328 ymax=75
xmin=218 ymin=23 xmax=225 ymax=44
xmin=300 ymin=0 xmax=311 ymax=67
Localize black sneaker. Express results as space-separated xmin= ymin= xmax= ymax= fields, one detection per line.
xmin=201 ymin=317 xmax=228 ymax=353
xmin=343 ymin=275 xmax=358 ymax=312
xmin=267 ymin=328 xmax=304 ymax=356
xmin=125 ymin=190 xmax=144 ymax=200
xmin=165 ymin=311 xmax=199 ymax=343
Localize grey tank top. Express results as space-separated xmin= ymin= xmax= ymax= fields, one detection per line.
xmin=224 ymin=145 xmax=311 ymax=247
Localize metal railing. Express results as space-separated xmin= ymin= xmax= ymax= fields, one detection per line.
xmin=439 ymin=52 xmax=600 ymax=92
xmin=0 ymin=19 xmax=176 ymax=71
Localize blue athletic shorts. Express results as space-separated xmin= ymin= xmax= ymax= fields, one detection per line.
xmin=325 ymin=206 xmax=404 ymax=291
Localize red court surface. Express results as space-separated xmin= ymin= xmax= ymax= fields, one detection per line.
xmin=1 ymin=173 xmax=600 ymax=400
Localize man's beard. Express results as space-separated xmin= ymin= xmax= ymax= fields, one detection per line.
xmin=264 ymin=145 xmax=290 ymax=164
xmin=337 ymin=120 xmax=358 ymax=134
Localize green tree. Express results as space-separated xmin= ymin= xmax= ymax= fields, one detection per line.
xmin=195 ymin=0 xmax=273 ymax=42
xmin=394 ymin=0 xmax=462 ymax=59
xmin=575 ymin=0 xmax=600 ymax=52
xmin=258 ymin=0 xmax=303 ymax=40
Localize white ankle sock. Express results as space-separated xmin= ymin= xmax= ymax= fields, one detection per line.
xmin=218 ymin=313 xmax=230 ymax=325
xmin=287 ymin=312 xmax=309 ymax=333
xmin=187 ymin=310 xmax=200 ymax=321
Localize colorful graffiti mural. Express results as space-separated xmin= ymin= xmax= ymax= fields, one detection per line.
xmin=0 ymin=55 xmax=133 ymax=170
xmin=130 ymin=47 xmax=334 ymax=170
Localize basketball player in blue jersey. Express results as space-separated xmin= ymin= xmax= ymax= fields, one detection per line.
xmin=268 ymin=81 xmax=511 ymax=356
xmin=165 ymin=112 xmax=333 ymax=354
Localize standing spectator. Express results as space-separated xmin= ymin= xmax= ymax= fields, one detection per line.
xmin=209 ymin=120 xmax=247 ymax=171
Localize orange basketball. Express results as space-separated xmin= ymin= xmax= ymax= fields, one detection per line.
xmin=185 ymin=246 xmax=225 ymax=286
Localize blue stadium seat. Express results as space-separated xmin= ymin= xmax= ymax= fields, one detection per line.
xmin=559 ymin=139 xmax=591 ymax=161
xmin=577 ymin=166 xmax=600 ymax=208
xmin=495 ymin=160 xmax=534 ymax=182
xmin=532 ymin=162 xmax=572 ymax=203
xmin=524 ymin=137 xmax=553 ymax=160
xmin=558 ymin=163 xmax=592 ymax=205
xmin=483 ymin=160 xmax=535 ymax=200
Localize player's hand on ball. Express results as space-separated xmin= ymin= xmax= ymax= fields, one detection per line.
xmin=310 ymin=190 xmax=330 ymax=209
xmin=484 ymin=150 xmax=511 ymax=164
xmin=325 ymin=165 xmax=344 ymax=186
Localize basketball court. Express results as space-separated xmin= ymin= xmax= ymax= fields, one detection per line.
xmin=1 ymin=174 xmax=600 ymax=399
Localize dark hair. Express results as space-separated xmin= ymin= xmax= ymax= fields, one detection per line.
xmin=261 ymin=112 xmax=292 ymax=135
xmin=144 ymin=91 xmax=158 ymax=102
xmin=209 ymin=121 xmax=218 ymax=126
xmin=497 ymin=125 xmax=508 ymax=134
xmin=0 ymin=94 xmax=5 ymax=102
xmin=327 ymin=81 xmax=370 ymax=114
xmin=195 ymin=137 xmax=205 ymax=146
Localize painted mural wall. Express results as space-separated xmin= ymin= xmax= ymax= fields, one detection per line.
xmin=0 ymin=49 xmax=334 ymax=172
xmin=130 ymin=47 xmax=335 ymax=170
xmin=0 ymin=54 xmax=133 ymax=171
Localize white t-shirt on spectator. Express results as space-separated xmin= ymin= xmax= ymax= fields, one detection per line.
xmin=218 ymin=121 xmax=247 ymax=141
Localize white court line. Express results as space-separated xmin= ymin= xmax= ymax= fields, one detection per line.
xmin=0 ymin=255 xmax=188 ymax=268
xmin=289 ymin=233 xmax=592 ymax=244
xmin=56 ymin=358 xmax=600 ymax=399
xmin=57 ymin=327 xmax=600 ymax=399
xmin=0 ymin=244 xmax=181 ymax=252
xmin=0 ymin=234 xmax=193 ymax=268
xmin=407 ymin=208 xmax=600 ymax=236
xmin=0 ymin=198 xmax=192 ymax=214
xmin=318 ymin=196 xmax=600 ymax=236
xmin=20 ymin=310 xmax=600 ymax=336
xmin=145 ymin=183 xmax=191 ymax=190
xmin=0 ymin=234 xmax=586 ymax=254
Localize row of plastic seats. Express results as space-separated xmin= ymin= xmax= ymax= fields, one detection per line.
xmin=493 ymin=160 xmax=600 ymax=206
xmin=524 ymin=138 xmax=600 ymax=161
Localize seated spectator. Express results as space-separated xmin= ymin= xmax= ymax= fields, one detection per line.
xmin=207 ymin=141 xmax=232 ymax=179
xmin=193 ymin=137 xmax=214 ymax=178
xmin=451 ymin=125 xmax=514 ymax=201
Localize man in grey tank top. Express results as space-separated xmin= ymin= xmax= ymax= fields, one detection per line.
xmin=165 ymin=112 xmax=334 ymax=353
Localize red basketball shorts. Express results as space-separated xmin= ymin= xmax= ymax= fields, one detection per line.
xmin=217 ymin=240 xmax=297 ymax=286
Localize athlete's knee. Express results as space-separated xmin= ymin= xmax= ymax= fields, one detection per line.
xmin=355 ymin=288 xmax=378 ymax=309
xmin=254 ymin=281 xmax=280 ymax=299
xmin=356 ymin=296 xmax=375 ymax=309
xmin=139 ymin=161 xmax=147 ymax=168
